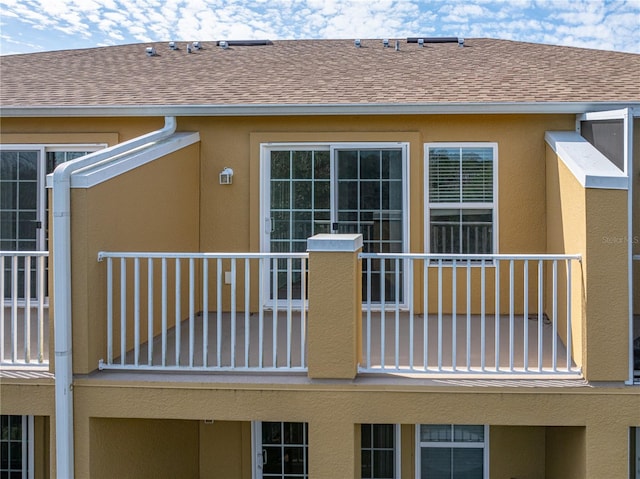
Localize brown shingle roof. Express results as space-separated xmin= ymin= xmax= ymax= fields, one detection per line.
xmin=1 ymin=38 xmax=639 ymax=109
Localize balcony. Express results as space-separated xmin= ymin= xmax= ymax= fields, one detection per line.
xmin=96 ymin=244 xmax=582 ymax=378
xmin=1 ymin=251 xmax=50 ymax=368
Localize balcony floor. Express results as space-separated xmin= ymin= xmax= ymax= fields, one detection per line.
xmin=111 ymin=310 xmax=577 ymax=376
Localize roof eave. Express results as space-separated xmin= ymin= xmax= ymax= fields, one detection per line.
xmin=2 ymin=102 xmax=640 ymax=117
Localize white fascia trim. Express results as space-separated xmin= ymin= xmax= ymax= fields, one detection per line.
xmin=64 ymin=131 xmax=199 ymax=188
xmin=545 ymin=131 xmax=628 ymax=190
xmin=3 ymin=102 xmax=640 ymax=117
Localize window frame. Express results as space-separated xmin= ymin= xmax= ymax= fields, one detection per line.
xmin=424 ymin=143 xmax=498 ymax=258
xmin=360 ymin=423 xmax=401 ymax=479
xmin=0 ymin=143 xmax=105 ymax=252
xmin=0 ymin=415 xmax=34 ymax=479
xmin=415 ymin=424 xmax=489 ymax=479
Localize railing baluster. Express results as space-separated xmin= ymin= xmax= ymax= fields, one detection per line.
xmin=230 ymin=258 xmax=237 ymax=368
xmin=466 ymin=261 xmax=471 ymax=371
xmin=451 ymin=259 xmax=457 ymax=371
xmin=134 ymin=257 xmax=140 ymax=366
xmin=24 ymin=255 xmax=31 ymax=363
xmin=566 ymin=259 xmax=572 ymax=372
xmin=424 ymin=257 xmax=429 ymax=371
xmin=0 ymin=256 xmax=4 ymax=363
xmin=523 ymin=260 xmax=529 ymax=372
xmin=258 ymin=258 xmax=264 ymax=368
xmin=494 ymin=259 xmax=500 ymax=371
xmin=202 ymin=258 xmax=209 ymax=367
xmin=380 ymin=259 xmax=386 ymax=369
xmin=287 ymin=257 xmax=292 ymax=368
xmin=366 ymin=257 xmax=372 ymax=370
xmin=409 ymin=258 xmax=414 ymax=370
xmin=272 ymin=258 xmax=278 ymax=368
xmin=509 ymin=259 xmax=514 ymax=372
xmin=245 ymin=258 xmax=250 ymax=368
xmin=217 ymin=258 xmax=222 ymax=367
xmin=189 ymin=257 xmax=195 ymax=368
xmin=106 ymin=257 xmax=113 ymax=364
xmin=552 ymin=259 xmax=558 ymax=372
xmin=148 ymin=258 xmax=154 ymax=366
xmin=537 ymin=259 xmax=543 ymax=372
xmin=300 ymin=257 xmax=307 ymax=368
xmin=437 ymin=259 xmax=443 ymax=371
xmin=11 ymin=255 xmax=18 ymax=363
xmin=37 ymin=255 xmax=45 ymax=363
xmin=161 ymin=257 xmax=167 ymax=367
xmin=120 ymin=257 xmax=126 ymax=366
xmin=394 ymin=258 xmax=400 ymax=369
xmin=175 ymin=258 xmax=181 ymax=366
xmin=481 ymin=259 xmax=486 ymax=371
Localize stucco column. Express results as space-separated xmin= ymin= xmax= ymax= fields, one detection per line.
xmin=585 ymin=421 xmax=629 ymax=479
xmin=306 ymin=234 xmax=363 ymax=379
xmin=308 ymin=416 xmax=358 ymax=478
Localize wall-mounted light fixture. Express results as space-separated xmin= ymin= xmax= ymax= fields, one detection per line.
xmin=219 ymin=167 xmax=234 ymax=185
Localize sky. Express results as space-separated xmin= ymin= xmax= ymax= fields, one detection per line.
xmin=1 ymin=0 xmax=639 ymax=56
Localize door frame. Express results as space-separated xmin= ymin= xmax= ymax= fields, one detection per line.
xmin=259 ymin=142 xmax=410 ymax=308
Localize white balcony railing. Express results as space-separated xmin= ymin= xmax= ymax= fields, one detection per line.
xmin=97 ymin=252 xmax=309 ymax=372
xmin=1 ymin=251 xmax=49 ymax=367
xmin=359 ymin=253 xmax=582 ymax=377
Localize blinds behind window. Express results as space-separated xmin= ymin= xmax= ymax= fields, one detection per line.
xmin=429 ymin=147 xmax=493 ymax=203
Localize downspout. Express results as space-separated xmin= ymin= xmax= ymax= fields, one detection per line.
xmin=626 ymin=110 xmax=635 ymax=385
xmin=52 ymin=117 xmax=176 ymax=478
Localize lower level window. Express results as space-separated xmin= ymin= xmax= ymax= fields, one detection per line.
xmin=417 ymin=424 xmax=487 ymax=479
xmin=260 ymin=422 xmax=308 ymax=478
xmin=1 ymin=415 xmax=33 ymax=479
xmin=632 ymin=427 xmax=640 ymax=479
xmin=361 ymin=424 xmax=399 ymax=479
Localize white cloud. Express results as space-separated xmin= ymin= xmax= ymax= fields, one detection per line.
xmin=1 ymin=0 xmax=638 ymax=54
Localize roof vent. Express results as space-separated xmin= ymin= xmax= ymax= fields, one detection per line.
xmin=395 ymin=40 xmax=400 ymax=51
xmin=145 ymin=47 xmax=156 ymax=56
xmin=383 ymin=39 xmax=389 ymax=48
xmin=193 ymin=41 xmax=202 ymax=50
xmin=354 ymin=39 xmax=361 ymax=48
xmin=458 ymin=37 xmax=465 ymax=47
xmin=219 ymin=40 xmax=229 ymax=49
xmin=417 ymin=38 xmax=424 ymax=47
xmin=187 ymin=43 xmax=192 ymax=53
xmin=169 ymin=41 xmax=178 ymax=50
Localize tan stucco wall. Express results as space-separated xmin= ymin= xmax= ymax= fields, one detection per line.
xmin=546 ymin=145 xmax=629 ymax=380
xmin=199 ymin=420 xmax=252 ymax=479
xmin=70 ymin=380 xmax=639 ymax=478
xmin=634 ymin=120 xmax=640 ymax=315
xmin=69 ymin=143 xmax=200 ymax=374
xmin=490 ymin=425 xmax=546 ymax=478
xmin=88 ymin=418 xmax=199 ymax=478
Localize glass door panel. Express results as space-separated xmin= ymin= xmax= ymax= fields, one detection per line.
xmin=259 ymin=421 xmax=308 ymax=479
xmin=269 ymin=150 xmax=330 ymax=300
xmin=335 ymin=148 xmax=404 ymax=303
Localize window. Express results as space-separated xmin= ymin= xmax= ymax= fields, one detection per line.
xmin=361 ymin=424 xmax=399 ymax=479
xmin=417 ymin=424 xmax=488 ymax=479
xmin=258 ymin=422 xmax=308 ymax=478
xmin=1 ymin=145 xmax=100 ymax=299
xmin=0 ymin=415 xmax=33 ymax=479
xmin=632 ymin=428 xmax=640 ymax=479
xmin=426 ymin=144 xmax=496 ymax=255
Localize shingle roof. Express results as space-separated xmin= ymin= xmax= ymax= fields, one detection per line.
xmin=1 ymin=38 xmax=639 ymax=109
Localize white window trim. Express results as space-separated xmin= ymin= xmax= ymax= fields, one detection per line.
xmin=415 ymin=424 xmax=489 ymax=479
xmin=423 ymin=143 xmax=499 ymax=259
xmin=252 ymin=421 xmax=309 ymax=479
xmin=260 ymin=142 xmax=411 ymax=308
